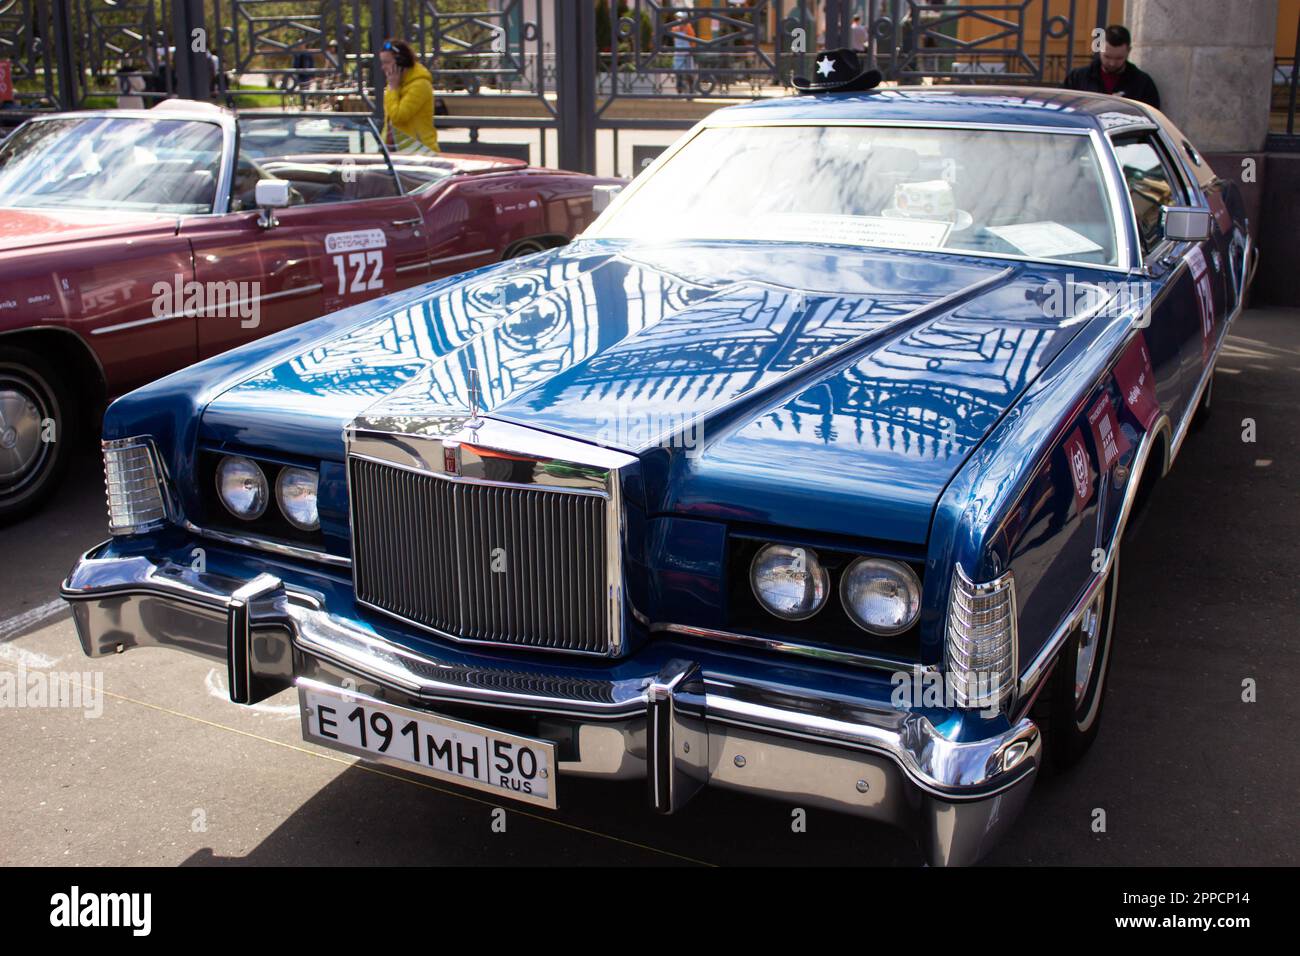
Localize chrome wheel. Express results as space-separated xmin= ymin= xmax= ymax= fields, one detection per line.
xmin=0 ymin=349 xmax=76 ymax=525
xmin=1070 ymin=553 xmax=1118 ymax=734
xmin=0 ymin=375 xmax=50 ymax=495
xmin=1039 ymin=544 xmax=1121 ymax=768
xmin=1073 ymin=592 xmax=1103 ymax=705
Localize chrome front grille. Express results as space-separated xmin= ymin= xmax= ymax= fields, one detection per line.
xmin=349 ymin=455 xmax=614 ymax=655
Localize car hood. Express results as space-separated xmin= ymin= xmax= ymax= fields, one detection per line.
xmin=0 ymin=206 xmax=178 ymax=253
xmin=201 ymin=239 xmax=1096 ymax=543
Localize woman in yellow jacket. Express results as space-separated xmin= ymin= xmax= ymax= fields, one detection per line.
xmin=378 ymin=39 xmax=439 ymax=154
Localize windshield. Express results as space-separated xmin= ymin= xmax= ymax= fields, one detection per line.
xmin=0 ymin=116 xmax=223 ymax=214
xmin=239 ymin=114 xmax=457 ymax=196
xmin=237 ymin=114 xmax=384 ymax=159
xmin=232 ymin=115 xmax=403 ymax=211
xmin=593 ymin=125 xmax=1120 ymax=267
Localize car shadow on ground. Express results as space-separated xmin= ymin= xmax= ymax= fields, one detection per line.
xmin=178 ymin=763 xmax=923 ymax=866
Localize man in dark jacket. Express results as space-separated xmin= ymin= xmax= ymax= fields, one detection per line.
xmin=1063 ymin=24 xmax=1161 ymax=109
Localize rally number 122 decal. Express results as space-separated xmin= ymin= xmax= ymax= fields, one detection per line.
xmin=323 ymin=229 xmax=389 ymax=308
xmin=333 ymin=250 xmax=384 ymax=296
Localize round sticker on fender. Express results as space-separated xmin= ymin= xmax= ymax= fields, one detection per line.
xmin=1064 ymin=426 xmax=1093 ymax=512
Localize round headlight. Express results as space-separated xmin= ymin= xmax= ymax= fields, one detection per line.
xmin=216 ymin=456 xmax=268 ymax=520
xmin=750 ymin=544 xmax=829 ymax=621
xmin=840 ymin=557 xmax=922 ymax=636
xmin=276 ymin=467 xmax=320 ymax=531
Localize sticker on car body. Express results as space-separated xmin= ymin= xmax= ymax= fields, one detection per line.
xmin=1064 ymin=426 xmax=1093 ymax=511
xmin=323 ymin=229 xmax=390 ymax=311
xmin=1113 ymin=334 xmax=1159 ymax=430
xmin=1186 ymin=246 xmax=1216 ymax=367
xmin=1087 ymin=394 xmax=1130 ymax=472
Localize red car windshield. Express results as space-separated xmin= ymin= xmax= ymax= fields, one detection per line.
xmin=0 ymin=116 xmax=223 ymax=214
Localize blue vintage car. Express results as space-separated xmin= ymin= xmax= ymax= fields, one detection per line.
xmin=62 ymin=86 xmax=1254 ymax=865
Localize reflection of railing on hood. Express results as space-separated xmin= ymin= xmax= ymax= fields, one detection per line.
xmin=763 ymin=322 xmax=1055 ymax=457
xmin=560 ymin=291 xmax=919 ymax=404
xmin=402 ymin=280 xmax=926 ymax=421
xmin=226 ymin=248 xmax=1051 ymax=464
xmin=229 ymin=256 xmax=602 ymax=396
xmin=883 ymin=321 xmax=1050 ymax=391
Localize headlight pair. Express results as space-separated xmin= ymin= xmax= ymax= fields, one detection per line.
xmin=215 ymin=455 xmax=319 ymax=531
xmin=749 ymin=543 xmax=921 ymax=636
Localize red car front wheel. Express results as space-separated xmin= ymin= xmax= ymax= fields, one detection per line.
xmin=0 ymin=347 xmax=76 ymax=525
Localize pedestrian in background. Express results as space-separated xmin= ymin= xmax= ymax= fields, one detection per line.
xmin=671 ymin=13 xmax=697 ymax=95
xmin=379 ymin=38 xmax=440 ymax=154
xmin=1063 ymin=24 xmax=1161 ymax=109
xmin=291 ymin=49 xmax=316 ymax=90
xmin=851 ymin=15 xmax=869 ymax=52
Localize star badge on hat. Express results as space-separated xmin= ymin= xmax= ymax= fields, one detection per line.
xmin=793 ymin=48 xmax=882 ymax=95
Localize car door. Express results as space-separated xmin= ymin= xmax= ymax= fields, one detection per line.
xmin=415 ymin=177 xmax=504 ymax=282
xmin=185 ymin=115 xmax=429 ymax=361
xmin=66 ymin=228 xmax=199 ymax=393
xmin=437 ymin=176 xmax=569 ymax=279
xmin=1110 ymin=132 xmax=1207 ymax=422
xmin=311 ymin=183 xmax=429 ymax=315
xmin=1171 ymin=133 xmax=1241 ymax=320
xmin=240 ymin=115 xmax=430 ymax=313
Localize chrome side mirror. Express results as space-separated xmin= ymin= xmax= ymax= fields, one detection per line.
xmin=255 ymin=179 xmax=292 ymax=229
xmin=592 ymin=184 xmax=623 ymax=214
xmin=1162 ymin=205 xmax=1212 ymax=243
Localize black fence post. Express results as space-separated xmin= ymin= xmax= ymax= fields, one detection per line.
xmin=172 ymin=0 xmax=210 ymax=101
xmin=556 ymin=0 xmax=595 ymax=174
xmin=1287 ymin=11 xmax=1299 ymax=138
xmin=370 ymin=0 xmax=396 ymax=121
xmin=824 ymin=0 xmax=852 ymax=50
xmin=49 ymin=0 xmax=77 ymax=110
xmin=1095 ymin=0 xmax=1111 ymax=34
xmin=869 ymin=0 xmax=905 ymax=81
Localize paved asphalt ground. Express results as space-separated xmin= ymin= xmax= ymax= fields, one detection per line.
xmin=1 ymin=309 xmax=1296 ymax=867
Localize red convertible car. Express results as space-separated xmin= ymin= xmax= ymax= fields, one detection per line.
xmin=0 ymin=101 xmax=617 ymax=521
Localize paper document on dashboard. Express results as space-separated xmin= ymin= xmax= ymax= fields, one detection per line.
xmin=987 ymin=221 xmax=1103 ymax=258
xmin=766 ymin=214 xmax=952 ymax=250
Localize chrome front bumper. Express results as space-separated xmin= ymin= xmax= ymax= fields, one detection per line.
xmin=62 ymin=544 xmax=1041 ymax=866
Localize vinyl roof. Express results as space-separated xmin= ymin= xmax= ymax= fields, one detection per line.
xmin=707 ymin=86 xmax=1155 ymax=131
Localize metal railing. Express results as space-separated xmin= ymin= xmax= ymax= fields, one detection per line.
xmin=1268 ymin=11 xmax=1299 ymax=152
xmin=25 ymin=0 xmax=1280 ymax=173
xmin=860 ymin=0 xmax=1109 ymax=85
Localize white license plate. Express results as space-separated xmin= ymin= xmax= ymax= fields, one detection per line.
xmin=299 ymin=683 xmax=556 ymax=808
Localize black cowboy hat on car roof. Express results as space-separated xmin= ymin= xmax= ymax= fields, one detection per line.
xmin=792 ymin=48 xmax=883 ymax=94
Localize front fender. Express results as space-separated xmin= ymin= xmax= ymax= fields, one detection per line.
xmin=97 ymin=268 xmax=509 ymax=525
xmin=925 ymin=299 xmax=1166 ymax=707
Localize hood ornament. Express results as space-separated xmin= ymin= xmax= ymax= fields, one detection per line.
xmin=465 ymin=362 xmax=485 ymax=430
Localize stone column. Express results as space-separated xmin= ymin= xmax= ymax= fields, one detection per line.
xmin=1127 ymin=0 xmax=1278 ymax=151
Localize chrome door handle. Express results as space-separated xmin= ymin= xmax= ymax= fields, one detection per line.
xmin=391 ymin=218 xmax=422 ymax=227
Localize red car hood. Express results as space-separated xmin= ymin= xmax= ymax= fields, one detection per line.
xmin=0 ymin=206 xmax=179 ymax=253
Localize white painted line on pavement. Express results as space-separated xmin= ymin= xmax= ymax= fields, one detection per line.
xmin=204 ymin=668 xmax=300 ymax=716
xmin=0 ymin=642 xmax=57 ymax=669
xmin=0 ymin=599 xmax=69 ymax=642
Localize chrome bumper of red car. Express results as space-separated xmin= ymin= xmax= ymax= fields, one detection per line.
xmin=62 ymin=543 xmax=1040 ymax=866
